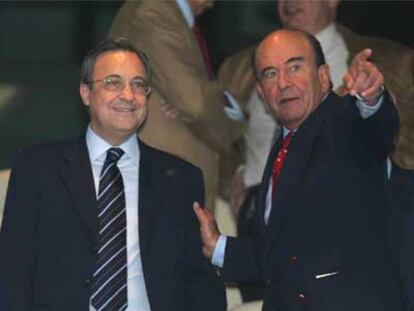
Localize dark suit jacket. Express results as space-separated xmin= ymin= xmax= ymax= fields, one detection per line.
xmin=388 ymin=162 xmax=414 ymax=311
xmin=0 ymin=137 xmax=226 ymax=311
xmin=221 ymin=91 xmax=405 ymax=311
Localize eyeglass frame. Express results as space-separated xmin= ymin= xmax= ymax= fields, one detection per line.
xmin=86 ymin=75 xmax=152 ymax=96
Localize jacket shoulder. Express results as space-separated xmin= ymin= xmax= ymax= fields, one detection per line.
xmin=140 ymin=141 xmax=202 ymax=174
xmin=11 ymin=137 xmax=83 ymax=168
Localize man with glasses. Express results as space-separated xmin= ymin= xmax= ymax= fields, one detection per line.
xmin=0 ymin=37 xmax=226 ymax=311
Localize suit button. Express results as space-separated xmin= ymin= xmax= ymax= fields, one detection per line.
xmin=298 ymin=293 xmax=306 ymax=302
xmin=265 ymin=278 xmax=272 ymax=285
xmin=289 ymin=256 xmax=299 ymax=263
xmin=85 ymin=279 xmax=90 ymax=285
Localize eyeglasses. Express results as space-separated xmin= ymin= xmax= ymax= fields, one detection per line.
xmin=88 ymin=75 xmax=152 ymax=96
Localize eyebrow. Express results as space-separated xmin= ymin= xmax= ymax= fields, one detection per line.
xmin=286 ymin=56 xmax=305 ymax=64
xmin=104 ymin=74 xmax=147 ymax=82
xmin=260 ymin=56 xmax=306 ymax=76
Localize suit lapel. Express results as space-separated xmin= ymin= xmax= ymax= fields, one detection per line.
xmin=138 ymin=141 xmax=165 ymax=259
xmin=258 ymin=134 xmax=282 ymax=230
xmin=59 ymin=136 xmax=98 ymax=243
xmin=264 ymin=93 xmax=340 ymax=254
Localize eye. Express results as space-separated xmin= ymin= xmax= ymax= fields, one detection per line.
xmin=130 ymin=79 xmax=147 ymax=90
xmin=262 ymin=68 xmax=277 ymax=80
xmin=289 ymin=64 xmax=301 ymax=73
xmin=104 ymin=77 xmax=123 ymax=89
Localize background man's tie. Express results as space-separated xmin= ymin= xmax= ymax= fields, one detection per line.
xmin=192 ymin=20 xmax=214 ymax=79
xmin=91 ymin=147 xmax=128 ymax=311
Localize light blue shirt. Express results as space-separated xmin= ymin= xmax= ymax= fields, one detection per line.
xmin=176 ymin=0 xmax=194 ymax=28
xmin=86 ymin=126 xmax=151 ymax=311
xmin=212 ymin=94 xmax=384 ymax=267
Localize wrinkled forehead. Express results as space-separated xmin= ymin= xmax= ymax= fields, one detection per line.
xmin=255 ymin=31 xmax=313 ymax=69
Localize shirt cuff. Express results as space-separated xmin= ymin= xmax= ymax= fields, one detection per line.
xmin=223 ymin=90 xmax=245 ymax=121
xmin=211 ymin=235 xmax=227 ymax=268
xmin=355 ymin=93 xmax=384 ymax=119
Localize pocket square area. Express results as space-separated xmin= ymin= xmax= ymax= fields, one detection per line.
xmin=315 ymin=271 xmax=340 ymax=279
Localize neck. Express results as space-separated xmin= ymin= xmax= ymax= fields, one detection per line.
xmin=90 ymin=126 xmax=133 ymax=147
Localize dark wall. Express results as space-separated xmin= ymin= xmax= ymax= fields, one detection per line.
xmin=206 ymin=1 xmax=413 ymax=66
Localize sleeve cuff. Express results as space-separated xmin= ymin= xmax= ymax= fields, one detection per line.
xmin=211 ymin=235 xmax=227 ymax=268
xmin=223 ymin=90 xmax=245 ymax=121
xmin=355 ymin=94 xmax=384 ymax=119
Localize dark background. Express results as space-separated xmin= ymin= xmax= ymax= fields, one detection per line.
xmin=0 ymin=0 xmax=412 ymax=169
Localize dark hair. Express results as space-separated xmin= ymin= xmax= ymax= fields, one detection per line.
xmin=80 ymin=37 xmax=152 ymax=88
xmin=253 ymin=28 xmax=327 ymax=80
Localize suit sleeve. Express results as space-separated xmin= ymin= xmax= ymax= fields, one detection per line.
xmin=110 ymin=1 xmax=243 ymax=154
xmin=0 ymin=152 xmax=38 ymax=311
xmin=352 ymin=90 xmax=399 ymax=165
xmin=183 ymin=167 xmax=227 ymax=311
xmin=220 ymin=237 xmax=265 ymax=283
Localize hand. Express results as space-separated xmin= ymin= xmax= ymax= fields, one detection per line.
xmin=160 ymin=98 xmax=180 ymax=119
xmin=343 ymin=48 xmax=384 ymax=105
xmin=193 ymin=202 xmax=220 ymax=259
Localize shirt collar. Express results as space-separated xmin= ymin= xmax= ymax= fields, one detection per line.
xmin=176 ymin=0 xmax=195 ymax=28
xmin=86 ymin=125 xmax=140 ymax=164
xmin=281 ymin=91 xmax=330 ymax=138
xmin=282 ymin=127 xmax=296 ymax=138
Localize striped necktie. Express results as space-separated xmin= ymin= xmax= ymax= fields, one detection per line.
xmin=91 ymin=147 xmax=128 ymax=311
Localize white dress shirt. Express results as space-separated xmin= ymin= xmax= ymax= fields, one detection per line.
xmin=86 ymin=126 xmax=151 ymax=311
xmin=244 ymin=91 xmax=280 ymax=187
xmin=316 ymin=23 xmax=349 ymax=90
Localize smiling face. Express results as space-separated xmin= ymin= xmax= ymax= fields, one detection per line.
xmin=80 ymin=50 xmax=148 ymax=145
xmin=256 ymin=30 xmax=330 ymax=130
xmin=277 ymin=0 xmax=339 ymax=34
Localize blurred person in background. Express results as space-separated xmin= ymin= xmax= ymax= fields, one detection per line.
xmin=111 ymin=0 xmax=244 ymax=212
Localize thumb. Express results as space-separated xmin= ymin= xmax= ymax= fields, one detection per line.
xmin=193 ymin=201 xmax=207 ymax=224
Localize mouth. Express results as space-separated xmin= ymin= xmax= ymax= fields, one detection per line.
xmin=280 ymin=96 xmax=300 ymax=105
xmin=112 ymin=106 xmax=136 ymax=112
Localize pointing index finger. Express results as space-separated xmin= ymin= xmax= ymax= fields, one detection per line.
xmin=352 ymin=48 xmax=372 ymax=68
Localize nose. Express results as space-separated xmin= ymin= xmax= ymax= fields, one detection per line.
xmin=120 ymin=83 xmax=134 ymax=101
xmin=277 ymin=70 xmax=291 ymax=90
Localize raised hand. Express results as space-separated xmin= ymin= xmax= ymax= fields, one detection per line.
xmin=343 ymin=48 xmax=384 ymax=105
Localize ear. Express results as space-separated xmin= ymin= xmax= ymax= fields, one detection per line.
xmin=256 ymin=82 xmax=265 ymax=101
xmin=318 ymin=64 xmax=331 ymax=93
xmin=256 ymin=82 xmax=272 ymax=112
xmin=79 ymin=84 xmax=91 ymax=106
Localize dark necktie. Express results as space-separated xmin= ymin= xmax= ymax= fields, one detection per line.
xmin=192 ymin=20 xmax=214 ymax=79
xmin=91 ymin=147 xmax=127 ymax=311
xmin=272 ymin=132 xmax=294 ymax=197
